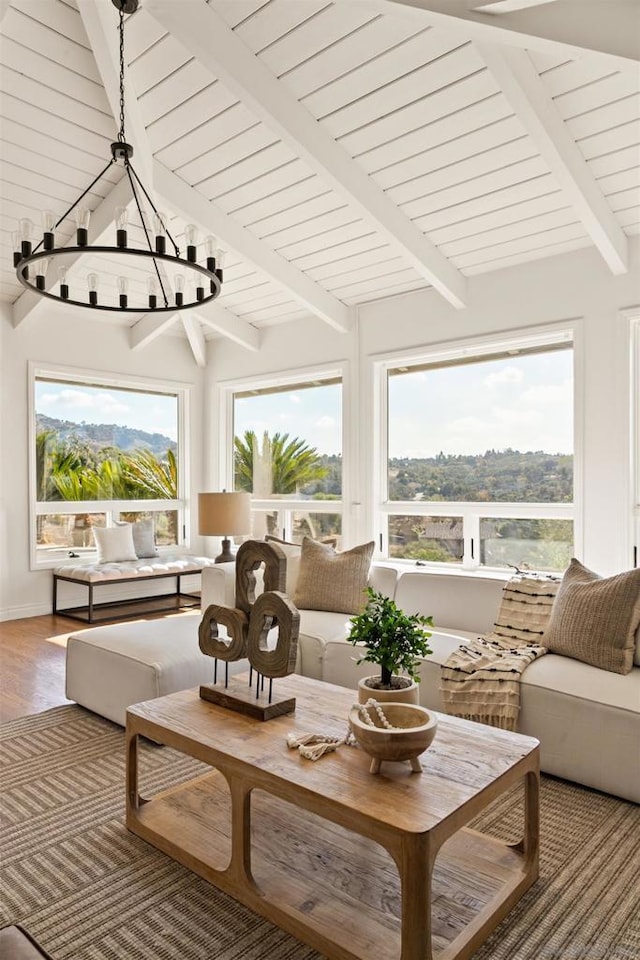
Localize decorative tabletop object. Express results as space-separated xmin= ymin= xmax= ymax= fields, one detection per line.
xmin=348 ymin=699 xmax=438 ymax=773
xmin=198 ymin=539 xmax=300 ymax=720
xmin=347 ymin=587 xmax=434 ymax=704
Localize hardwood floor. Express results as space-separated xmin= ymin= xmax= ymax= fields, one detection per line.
xmin=0 ymin=614 xmax=80 ymax=722
xmin=0 ymin=608 xmax=196 ymax=723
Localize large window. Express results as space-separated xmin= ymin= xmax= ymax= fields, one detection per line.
xmin=228 ymin=372 xmax=343 ymax=547
xmin=632 ymin=311 xmax=640 ymax=569
xmin=378 ymin=330 xmax=575 ymax=573
xmin=31 ymin=366 xmax=187 ymax=566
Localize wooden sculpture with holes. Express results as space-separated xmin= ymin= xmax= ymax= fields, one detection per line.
xmin=198 ymin=540 xmax=300 ymax=720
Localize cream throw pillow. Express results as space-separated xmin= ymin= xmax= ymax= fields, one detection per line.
xmin=293 ymin=537 xmax=374 ymax=614
xmin=93 ymin=525 xmax=137 ymax=564
xmin=265 ymin=536 xmax=302 ymax=596
xmin=543 ymin=559 xmax=640 ymax=675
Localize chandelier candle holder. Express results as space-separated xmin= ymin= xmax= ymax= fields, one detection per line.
xmin=12 ymin=0 xmax=224 ymax=314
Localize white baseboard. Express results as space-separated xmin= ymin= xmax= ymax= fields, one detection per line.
xmin=1 ymin=601 xmax=52 ymax=622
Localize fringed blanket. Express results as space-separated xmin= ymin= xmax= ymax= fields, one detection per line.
xmin=440 ymin=574 xmax=560 ymax=731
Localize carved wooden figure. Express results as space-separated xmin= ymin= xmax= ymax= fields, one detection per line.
xmin=198 ymin=540 xmax=300 ymax=720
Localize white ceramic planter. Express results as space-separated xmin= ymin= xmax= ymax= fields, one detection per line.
xmin=358 ymin=676 xmax=419 ymax=705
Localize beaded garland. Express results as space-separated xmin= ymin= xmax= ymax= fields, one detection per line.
xmin=357 ymin=698 xmax=400 ymax=730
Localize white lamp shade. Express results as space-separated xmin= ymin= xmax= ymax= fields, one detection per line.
xmin=198 ymin=492 xmax=251 ymax=537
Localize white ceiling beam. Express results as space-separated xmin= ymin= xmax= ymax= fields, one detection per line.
xmin=0 ymin=0 xmax=12 ymax=28
xmin=144 ymin=0 xmax=467 ymax=310
xmin=192 ymin=305 xmax=260 ymax=352
xmin=154 ymin=160 xmax=353 ymax=334
xmin=12 ymin=176 xmax=131 ymax=327
xmin=478 ymin=44 xmax=628 ymax=274
xmin=129 ymin=311 xmax=181 ymax=349
xmin=473 ymin=0 xmax=560 ymax=12
xmin=181 ymin=312 xmax=207 ymax=367
xmin=355 ymin=0 xmax=640 ymax=72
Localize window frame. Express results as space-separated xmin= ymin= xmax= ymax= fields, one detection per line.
xmin=372 ymin=322 xmax=581 ymax=573
xmin=217 ymin=361 xmax=350 ymax=545
xmin=628 ymin=307 xmax=640 ymax=568
xmin=29 ymin=361 xmax=191 ymax=569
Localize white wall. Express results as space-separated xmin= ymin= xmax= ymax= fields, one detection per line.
xmin=0 ymin=305 xmax=207 ymax=620
xmin=2 ymin=241 xmax=638 ymax=620
xmin=208 ymin=240 xmax=640 ymax=577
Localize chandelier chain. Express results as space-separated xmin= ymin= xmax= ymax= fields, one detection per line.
xmin=118 ymin=5 xmax=126 ymax=144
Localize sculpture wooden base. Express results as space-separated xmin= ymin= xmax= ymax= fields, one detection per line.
xmin=199 ymin=677 xmax=296 ymax=721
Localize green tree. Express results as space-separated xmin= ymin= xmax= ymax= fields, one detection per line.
xmin=234 ymin=431 xmax=327 ymax=495
xmin=120 ymin=449 xmax=177 ymax=500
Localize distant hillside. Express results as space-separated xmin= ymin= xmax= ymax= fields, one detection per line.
xmin=389 ymin=449 xmax=573 ymax=503
xmin=36 ymin=414 xmax=176 ymax=457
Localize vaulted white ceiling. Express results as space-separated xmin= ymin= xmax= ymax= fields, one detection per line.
xmin=1 ymin=0 xmax=639 ymax=364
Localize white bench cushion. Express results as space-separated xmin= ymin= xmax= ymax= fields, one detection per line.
xmin=55 ymin=554 xmax=215 ymax=583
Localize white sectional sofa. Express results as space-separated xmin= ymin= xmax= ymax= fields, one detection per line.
xmin=202 ymin=563 xmax=640 ymax=804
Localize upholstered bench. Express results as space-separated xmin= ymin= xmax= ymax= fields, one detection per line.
xmin=65 ymin=613 xmax=249 ymax=725
xmin=53 ymin=555 xmax=217 ymax=624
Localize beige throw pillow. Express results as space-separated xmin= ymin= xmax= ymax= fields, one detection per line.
xmin=293 ymin=537 xmax=374 ymax=614
xmin=543 ymin=559 xmax=640 ymax=674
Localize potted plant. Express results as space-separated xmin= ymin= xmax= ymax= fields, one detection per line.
xmin=348 ymin=587 xmax=434 ymax=704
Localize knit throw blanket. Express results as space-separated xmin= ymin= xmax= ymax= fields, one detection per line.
xmin=440 ymin=574 xmax=560 ymax=731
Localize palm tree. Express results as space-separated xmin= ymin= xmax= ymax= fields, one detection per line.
xmin=234 ymin=431 xmax=327 ymax=495
xmin=120 ymin=448 xmax=177 ymax=499
xmin=121 ymin=449 xmax=178 ymax=540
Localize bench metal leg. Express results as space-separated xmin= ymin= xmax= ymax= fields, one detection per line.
xmin=88 ymin=583 xmax=94 ymax=623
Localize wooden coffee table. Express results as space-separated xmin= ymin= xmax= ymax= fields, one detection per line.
xmin=126 ymin=675 xmax=539 ymax=960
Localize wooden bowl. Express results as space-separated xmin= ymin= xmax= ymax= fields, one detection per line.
xmin=349 ymin=701 xmax=438 ymax=774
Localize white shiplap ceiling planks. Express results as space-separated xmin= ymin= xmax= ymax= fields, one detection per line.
xmin=0 ymin=0 xmax=638 ymax=363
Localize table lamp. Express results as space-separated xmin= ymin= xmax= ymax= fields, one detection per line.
xmin=198 ymin=491 xmax=251 ymax=563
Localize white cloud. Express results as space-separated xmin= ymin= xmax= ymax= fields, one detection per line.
xmin=289 ymin=394 xmax=301 ymax=404
xmin=483 ymin=366 xmax=524 ymax=388
xmin=521 ymin=380 xmax=572 ymax=408
xmin=315 ymin=416 xmax=335 ymax=429
xmin=40 ymin=388 xmax=93 ymax=409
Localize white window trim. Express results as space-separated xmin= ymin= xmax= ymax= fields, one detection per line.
xmin=29 ymin=361 xmax=192 ymax=569
xmin=624 ymin=306 xmax=640 ymax=568
xmin=371 ymin=320 xmax=581 ymax=572
xmin=216 ymin=361 xmax=351 ymax=544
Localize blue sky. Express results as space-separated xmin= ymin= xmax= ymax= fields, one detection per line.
xmin=36 ymin=349 xmax=572 ymax=459
xmin=235 ymin=351 xmax=572 ymax=458
xmin=235 ymin=383 xmax=342 ymax=456
xmin=389 ymin=350 xmax=573 ymax=458
xmin=36 ymin=381 xmax=178 ymax=441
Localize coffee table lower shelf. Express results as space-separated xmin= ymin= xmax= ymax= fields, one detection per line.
xmin=127 ymin=769 xmax=535 ymax=960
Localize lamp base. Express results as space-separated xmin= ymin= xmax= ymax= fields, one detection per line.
xmin=214 ymin=537 xmax=236 ymax=563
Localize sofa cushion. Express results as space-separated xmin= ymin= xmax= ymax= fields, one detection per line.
xmin=394 ymin=571 xmax=504 ymax=636
xmin=93 ymin=524 xmax=137 ymax=564
xmin=543 ymin=559 xmax=640 ymax=675
xmin=293 ymin=537 xmax=374 ymax=614
xmin=520 ymin=651 xmax=640 ymax=712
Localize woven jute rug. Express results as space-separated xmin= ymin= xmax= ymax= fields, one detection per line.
xmin=1 ymin=705 xmax=638 ymax=960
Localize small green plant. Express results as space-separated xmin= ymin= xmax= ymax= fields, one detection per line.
xmin=348 ymin=587 xmax=433 ymax=688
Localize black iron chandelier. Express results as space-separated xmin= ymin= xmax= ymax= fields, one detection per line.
xmin=12 ymin=0 xmax=223 ymax=313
